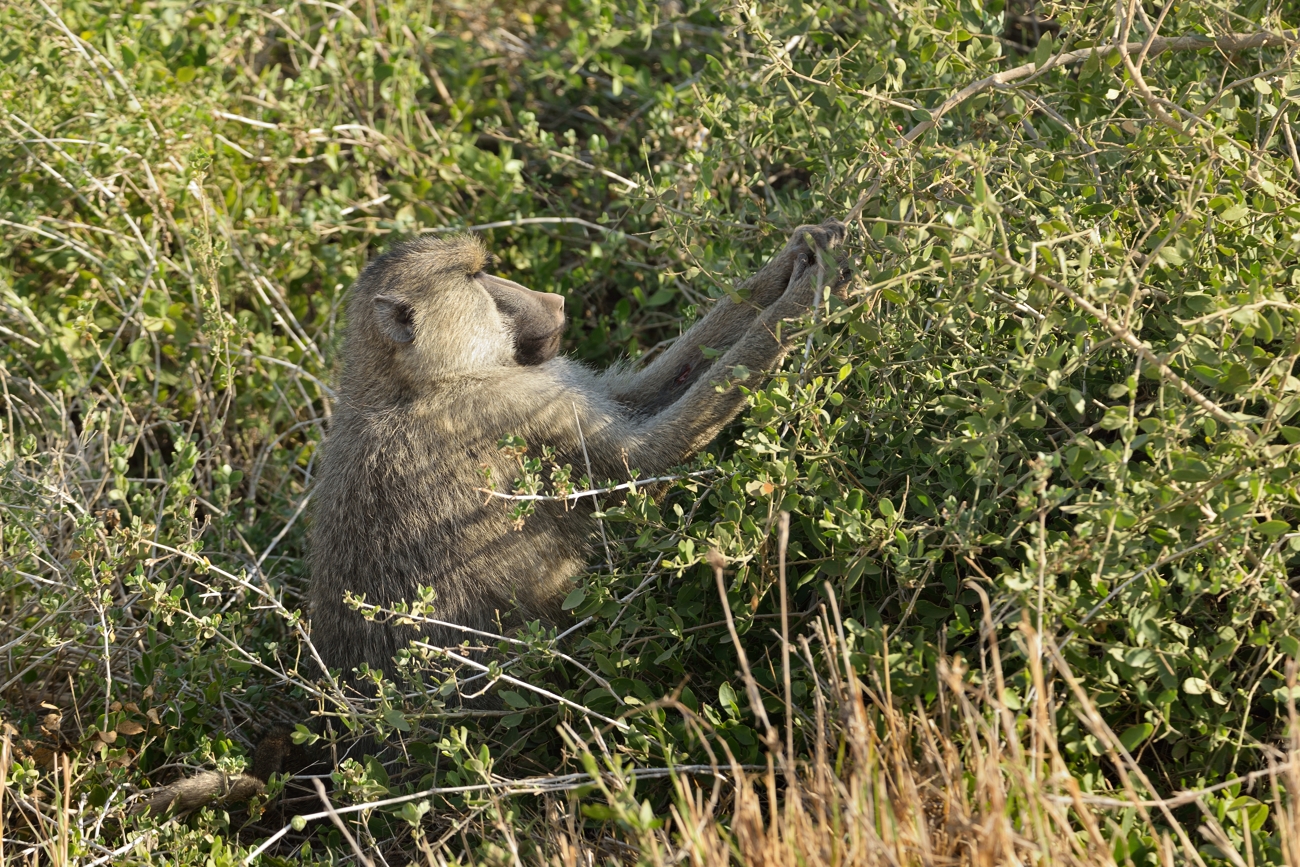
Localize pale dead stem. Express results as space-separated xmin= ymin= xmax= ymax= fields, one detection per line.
xmin=1117 ymin=0 xmax=1202 ymax=138
xmin=844 ymin=26 xmax=1300 ymax=223
xmin=476 ymin=466 xmax=718 ymax=502
xmin=138 ymin=540 xmax=350 ymax=709
xmin=241 ymin=765 xmax=757 ymax=865
xmin=410 ymin=643 xmax=629 ymax=730
xmin=1047 ymin=636 xmax=1215 ymax=867
xmin=313 ymin=778 xmax=375 ymax=867
xmin=359 ymin=602 xmax=626 ymax=704
xmin=906 ymin=28 xmax=1299 ymax=147
xmin=994 ymin=252 xmax=1247 ymax=435
xmin=421 ymin=215 xmax=651 ymax=247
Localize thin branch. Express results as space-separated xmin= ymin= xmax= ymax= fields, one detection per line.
xmin=906 ymin=31 xmax=1297 ymax=145
xmin=1058 ymin=531 xmax=1230 ymax=650
xmin=420 ymin=216 xmax=649 ymax=246
xmin=994 ymin=253 xmax=1247 ymax=437
xmin=242 ymin=765 xmax=756 ymax=864
xmin=478 ymin=469 xmax=717 ymax=502
xmin=313 ymin=780 xmax=374 ymax=867
xmin=1053 ymin=757 xmax=1298 ymax=808
xmin=845 ymin=28 xmax=1299 ymax=219
xmin=419 ymin=644 xmax=630 ymax=731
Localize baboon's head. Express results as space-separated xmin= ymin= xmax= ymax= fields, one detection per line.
xmin=344 ymin=235 xmax=566 ymax=394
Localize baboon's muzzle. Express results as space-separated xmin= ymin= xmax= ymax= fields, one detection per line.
xmin=478 ymin=273 xmax=566 ymax=366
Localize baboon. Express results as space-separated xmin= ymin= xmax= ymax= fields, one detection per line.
xmin=134 ymin=219 xmax=847 ymax=816
xmin=308 ymin=220 xmax=846 ymax=684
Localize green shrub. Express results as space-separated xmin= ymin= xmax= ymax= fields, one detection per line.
xmin=3 ymin=0 xmax=1300 ymax=863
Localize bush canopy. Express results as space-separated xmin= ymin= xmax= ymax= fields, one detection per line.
xmin=4 ymin=0 xmax=1300 ymax=863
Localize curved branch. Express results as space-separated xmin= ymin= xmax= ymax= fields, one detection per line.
xmin=904 ymin=30 xmax=1299 ymax=145
xmin=847 ymin=28 xmax=1298 ymax=222
xmin=994 ymin=253 xmax=1250 ymax=439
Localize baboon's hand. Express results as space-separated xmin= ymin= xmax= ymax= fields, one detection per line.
xmin=784 ymin=219 xmax=847 ymax=259
xmin=747 ymin=219 xmax=847 ymax=307
xmin=772 ymin=220 xmax=848 ymax=315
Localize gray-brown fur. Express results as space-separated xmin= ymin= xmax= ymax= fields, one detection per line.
xmin=132 ymin=220 xmax=846 ymax=817
xmin=131 ymin=725 xmax=292 ymax=816
xmin=308 ymin=221 xmax=845 ymax=684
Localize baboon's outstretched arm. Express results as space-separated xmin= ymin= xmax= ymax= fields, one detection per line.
xmin=575 ymin=245 xmax=835 ymax=478
xmin=602 ymin=221 xmax=845 ymax=414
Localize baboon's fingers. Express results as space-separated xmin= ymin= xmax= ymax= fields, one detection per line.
xmin=131 ymin=771 xmax=265 ymax=818
xmin=803 ymin=222 xmax=853 ymax=300
xmin=776 ymin=253 xmax=821 ymax=312
xmin=789 ymin=219 xmax=847 ymax=255
xmin=748 ymin=220 xmax=848 ymax=308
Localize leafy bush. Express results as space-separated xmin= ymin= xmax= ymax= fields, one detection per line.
xmin=4 ymin=0 xmax=1300 ymax=863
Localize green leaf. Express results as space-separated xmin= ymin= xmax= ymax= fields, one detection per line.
xmin=1170 ymin=461 xmax=1210 ymax=482
xmin=1183 ymin=677 xmax=1209 ymax=695
xmin=561 ymin=586 xmax=586 ymax=610
xmin=1099 ymin=406 xmax=1129 ymax=430
xmin=914 ymin=600 xmax=948 ymax=621
xmin=499 ymin=690 xmax=530 ymax=709
xmin=1191 ymin=365 xmax=1222 ymax=387
xmin=1256 ymin=520 xmax=1289 ymax=537
xmin=399 ymin=800 xmax=431 ymax=826
xmin=1220 ymin=204 xmax=1248 ymax=222
xmin=383 ymin=707 xmax=411 ymax=732
xmin=1033 ymin=33 xmax=1053 ymax=69
xmin=1118 ymin=723 xmax=1154 ymax=752
xmin=582 ymin=804 xmax=617 ymax=821
xmin=1148 ymin=527 xmax=1179 ymax=546
xmin=1219 ymin=363 xmax=1251 ymax=392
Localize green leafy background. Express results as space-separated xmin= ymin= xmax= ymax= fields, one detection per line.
xmin=3 ymin=0 xmax=1300 ymax=862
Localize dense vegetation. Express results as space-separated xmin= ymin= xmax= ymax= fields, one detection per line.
xmin=4 ymin=0 xmax=1300 ymax=863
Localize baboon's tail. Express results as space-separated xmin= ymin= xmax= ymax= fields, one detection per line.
xmin=131 ymin=726 xmax=293 ymax=817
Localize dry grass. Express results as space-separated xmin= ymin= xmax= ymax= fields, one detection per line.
xmin=526 ymin=595 xmax=1300 ymax=867
xmin=3 ymin=544 xmax=1298 ymax=865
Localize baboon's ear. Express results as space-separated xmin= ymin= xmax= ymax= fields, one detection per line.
xmin=373 ymin=295 xmax=415 ymax=344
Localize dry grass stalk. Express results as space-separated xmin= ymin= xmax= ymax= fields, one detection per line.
xmin=520 ymin=556 xmax=1300 ymax=867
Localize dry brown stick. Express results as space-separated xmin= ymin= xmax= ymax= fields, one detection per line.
xmin=777 ymin=511 xmax=795 ymax=790
xmin=1047 ymin=639 xmax=1213 ymax=867
xmin=1055 ymin=758 xmax=1298 ymax=809
xmin=1119 ymin=0 xmax=1191 ymax=137
xmin=708 ymin=550 xmax=782 ymax=764
xmin=313 ymin=779 xmax=376 ymax=867
xmin=908 ymin=30 xmax=1297 ymax=146
xmin=0 ymin=728 xmax=8 ymax=866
